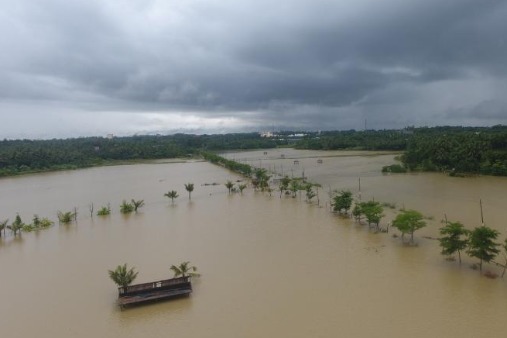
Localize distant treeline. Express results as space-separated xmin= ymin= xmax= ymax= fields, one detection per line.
xmin=295 ymin=126 xmax=507 ymax=176
xmin=2 ymin=126 xmax=507 ymax=177
xmin=0 ymin=133 xmax=277 ymax=177
xmin=401 ymin=126 xmax=507 ymax=176
xmin=295 ymin=129 xmax=408 ymax=150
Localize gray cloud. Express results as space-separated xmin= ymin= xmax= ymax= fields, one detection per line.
xmin=1 ymin=0 xmax=507 ymax=138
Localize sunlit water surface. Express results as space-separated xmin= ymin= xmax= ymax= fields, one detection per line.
xmin=1 ymin=150 xmax=506 ymax=338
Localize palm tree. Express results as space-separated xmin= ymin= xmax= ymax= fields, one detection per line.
xmin=0 ymin=219 xmax=8 ymax=237
xmin=184 ymin=183 xmax=194 ymax=200
xmin=225 ymin=181 xmax=234 ymax=194
xmin=170 ymin=261 xmax=200 ymax=278
xmin=164 ymin=190 xmax=179 ymax=204
xmin=131 ymin=199 xmax=145 ymax=213
xmin=238 ymin=184 xmax=247 ymax=194
xmin=108 ymin=264 xmax=139 ymax=288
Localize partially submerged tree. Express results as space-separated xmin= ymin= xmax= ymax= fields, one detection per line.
xmin=238 ymin=183 xmax=247 ymax=194
xmin=58 ymin=211 xmax=77 ymax=224
xmin=225 ymin=181 xmax=234 ymax=194
xmin=305 ymin=183 xmax=316 ymax=202
xmin=23 ymin=215 xmax=54 ymax=232
xmin=131 ymin=199 xmax=145 ymax=213
xmin=359 ymin=201 xmax=384 ymax=231
xmin=7 ymin=214 xmax=24 ymax=236
xmin=333 ymin=190 xmax=353 ymax=214
xmin=279 ymin=176 xmax=291 ymax=198
xmin=120 ymin=200 xmax=134 ymax=214
xmin=97 ymin=204 xmax=111 ymax=216
xmin=392 ymin=209 xmax=426 ymax=244
xmin=170 ymin=261 xmax=200 ymax=278
xmin=439 ymin=221 xmax=469 ymax=263
xmin=108 ymin=264 xmax=139 ymax=288
xmin=467 ymin=226 xmax=500 ymax=272
xmin=352 ymin=203 xmax=362 ymax=222
xmin=0 ymin=219 xmax=8 ymax=237
xmin=289 ymin=180 xmax=300 ymax=198
xmin=184 ymin=183 xmax=194 ymax=200
xmin=164 ymin=190 xmax=179 ymax=204
xmin=253 ymin=168 xmax=270 ymax=191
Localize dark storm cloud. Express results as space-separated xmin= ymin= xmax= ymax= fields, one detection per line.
xmin=1 ymin=0 xmax=507 ymax=138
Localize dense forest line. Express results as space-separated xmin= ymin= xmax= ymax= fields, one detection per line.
xmin=2 ymin=126 xmax=507 ymax=177
xmin=0 ymin=133 xmax=277 ymax=176
xmin=296 ymin=126 xmax=507 ymax=176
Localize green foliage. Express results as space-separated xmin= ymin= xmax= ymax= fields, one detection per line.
xmin=295 ymin=129 xmax=408 ymax=151
xmin=439 ymin=221 xmax=469 ymax=263
xmin=402 ymin=126 xmax=507 ymax=176
xmin=7 ymin=214 xmax=25 ymax=235
xmin=108 ymin=263 xmax=139 ymax=288
xmin=382 ymin=164 xmax=407 ymax=173
xmin=0 ymin=219 xmax=8 ymax=237
xmin=252 ymin=168 xmax=270 ymax=191
xmin=24 ymin=214 xmax=54 ymax=232
xmin=57 ymin=210 xmax=77 ymax=224
xmin=358 ymin=201 xmax=384 ymax=230
xmin=352 ymin=204 xmax=362 ymax=222
xmin=225 ymin=181 xmax=235 ymax=194
xmin=164 ymin=190 xmax=179 ymax=204
xmin=170 ymin=261 xmax=200 ymax=278
xmin=392 ymin=209 xmax=426 ymax=243
xmin=131 ymin=199 xmax=145 ymax=213
xmin=305 ymin=184 xmax=316 ymax=202
xmin=238 ymin=183 xmax=247 ymax=194
xmin=332 ymin=190 xmax=353 ymax=213
xmin=467 ymin=226 xmax=500 ymax=271
xmin=184 ymin=183 xmax=194 ymax=200
xmin=201 ymin=152 xmax=253 ymax=176
xmin=278 ymin=176 xmax=291 ymax=198
xmin=97 ymin=205 xmax=111 ymax=216
xmin=0 ymin=134 xmax=274 ymax=178
xmin=288 ymin=179 xmax=302 ymax=198
xmin=120 ymin=200 xmax=134 ymax=214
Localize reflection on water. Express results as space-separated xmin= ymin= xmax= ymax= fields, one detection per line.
xmin=1 ymin=151 xmax=506 ymax=338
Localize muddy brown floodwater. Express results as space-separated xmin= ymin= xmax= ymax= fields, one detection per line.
xmin=1 ymin=150 xmax=506 ymax=338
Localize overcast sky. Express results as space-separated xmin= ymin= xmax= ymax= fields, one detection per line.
xmin=1 ymin=0 xmax=507 ymax=139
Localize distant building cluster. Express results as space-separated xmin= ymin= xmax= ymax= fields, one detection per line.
xmin=260 ymin=131 xmax=307 ymax=138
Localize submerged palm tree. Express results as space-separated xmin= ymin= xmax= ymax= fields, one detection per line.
xmin=131 ymin=199 xmax=145 ymax=213
xmin=108 ymin=264 xmax=139 ymax=288
xmin=184 ymin=183 xmax=194 ymax=200
xmin=164 ymin=190 xmax=179 ymax=204
xmin=170 ymin=261 xmax=200 ymax=278
xmin=225 ymin=181 xmax=234 ymax=194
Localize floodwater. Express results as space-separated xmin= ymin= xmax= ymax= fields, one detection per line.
xmin=0 ymin=150 xmax=506 ymax=338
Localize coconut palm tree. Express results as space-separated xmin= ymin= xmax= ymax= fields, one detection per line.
xmin=225 ymin=181 xmax=234 ymax=194
xmin=108 ymin=264 xmax=139 ymax=288
xmin=170 ymin=261 xmax=200 ymax=278
xmin=164 ymin=190 xmax=179 ymax=204
xmin=184 ymin=183 xmax=194 ymax=200
xmin=238 ymin=184 xmax=247 ymax=194
xmin=131 ymin=199 xmax=145 ymax=213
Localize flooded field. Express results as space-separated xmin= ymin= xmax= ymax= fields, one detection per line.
xmin=1 ymin=150 xmax=507 ymax=337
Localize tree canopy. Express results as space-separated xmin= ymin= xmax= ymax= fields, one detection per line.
xmin=392 ymin=209 xmax=426 ymax=244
